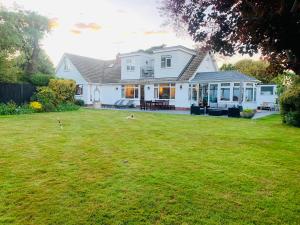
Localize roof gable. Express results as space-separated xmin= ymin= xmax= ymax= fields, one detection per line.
xmin=64 ymin=53 xmax=121 ymax=83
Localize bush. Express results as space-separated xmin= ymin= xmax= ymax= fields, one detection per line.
xmin=48 ymin=79 xmax=76 ymax=104
xmin=30 ymin=101 xmax=43 ymax=112
xmin=240 ymin=109 xmax=256 ymax=119
xmin=0 ymin=102 xmax=34 ymax=115
xmin=280 ymin=79 xmax=300 ymax=127
xmin=0 ymin=101 xmax=17 ymax=115
xmin=74 ymin=99 xmax=85 ymax=106
xmin=56 ymin=102 xmax=80 ymax=112
xmin=30 ymin=73 xmax=55 ymax=86
xmin=32 ymin=87 xmax=57 ymax=112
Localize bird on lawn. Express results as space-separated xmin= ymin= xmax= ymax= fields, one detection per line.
xmin=126 ymin=114 xmax=135 ymax=120
xmin=57 ymin=118 xmax=64 ymax=129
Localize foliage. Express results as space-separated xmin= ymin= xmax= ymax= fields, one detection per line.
xmin=272 ymin=71 xmax=297 ymax=95
xmin=240 ymin=108 xmax=256 ymax=119
xmin=234 ymin=59 xmax=273 ymax=83
xmin=74 ymin=99 xmax=85 ymax=106
xmin=0 ymin=54 xmax=22 ymax=83
xmin=280 ymin=79 xmax=300 ymax=127
xmin=29 ymin=73 xmax=55 ymax=86
xmin=48 ymin=79 xmax=76 ymax=103
xmin=0 ymin=9 xmax=51 ymax=77
xmin=0 ymin=110 xmax=299 ymax=224
xmin=0 ymin=101 xmax=34 ymax=115
xmin=220 ymin=63 xmax=236 ymax=71
xmin=30 ymin=101 xmax=42 ymax=112
xmin=32 ymin=87 xmax=56 ymax=112
xmin=162 ymin=0 xmax=300 ymax=74
xmin=56 ymin=102 xmax=80 ymax=112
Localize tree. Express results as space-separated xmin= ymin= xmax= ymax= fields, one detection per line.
xmin=220 ymin=63 xmax=236 ymax=71
xmin=0 ymin=54 xmax=21 ymax=83
xmin=161 ymin=0 xmax=300 ymax=75
xmin=0 ymin=9 xmax=50 ymax=77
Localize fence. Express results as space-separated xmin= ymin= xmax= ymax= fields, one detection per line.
xmin=0 ymin=83 xmax=36 ymax=105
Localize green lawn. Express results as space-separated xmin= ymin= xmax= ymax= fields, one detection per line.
xmin=0 ymin=109 xmax=299 ymax=225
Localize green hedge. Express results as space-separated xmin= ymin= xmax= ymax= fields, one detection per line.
xmin=280 ymin=79 xmax=300 ymax=127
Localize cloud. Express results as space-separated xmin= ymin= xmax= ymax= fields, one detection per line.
xmin=70 ymin=29 xmax=81 ymax=35
xmin=143 ymin=30 xmax=169 ymax=35
xmin=74 ymin=22 xmax=102 ymax=31
xmin=49 ymin=18 xmax=59 ymax=30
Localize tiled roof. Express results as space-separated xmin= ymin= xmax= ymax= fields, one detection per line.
xmin=65 ymin=54 xmax=121 ymax=83
xmin=120 ymin=77 xmax=178 ymax=84
xmin=177 ymin=52 xmax=207 ymax=81
xmin=191 ymin=71 xmax=260 ymax=83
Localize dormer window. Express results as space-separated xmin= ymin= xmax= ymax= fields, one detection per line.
xmin=64 ymin=59 xmax=70 ymax=71
xmin=161 ymin=55 xmax=172 ymax=68
xmin=127 ymin=65 xmax=135 ymax=72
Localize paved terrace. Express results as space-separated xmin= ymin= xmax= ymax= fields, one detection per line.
xmin=86 ymin=106 xmax=279 ymax=119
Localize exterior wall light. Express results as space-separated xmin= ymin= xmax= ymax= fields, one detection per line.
xmin=116 ymin=87 xmax=118 ymax=91
xmin=147 ymin=86 xmax=150 ymax=90
xmin=180 ymin=85 xmax=183 ymax=89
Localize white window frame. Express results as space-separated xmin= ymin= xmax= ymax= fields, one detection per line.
xmin=154 ymin=83 xmax=175 ymax=100
xmin=64 ymin=59 xmax=70 ymax=71
xmin=75 ymin=84 xmax=83 ymax=96
xmin=220 ymin=83 xmax=231 ymax=102
xmin=161 ymin=55 xmax=172 ymax=68
xmin=121 ymin=84 xmax=139 ymax=99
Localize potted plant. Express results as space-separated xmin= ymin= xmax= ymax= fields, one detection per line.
xmin=240 ymin=109 xmax=256 ymax=119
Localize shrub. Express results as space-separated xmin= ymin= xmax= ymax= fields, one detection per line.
xmin=0 ymin=101 xmax=17 ymax=115
xmin=32 ymin=87 xmax=57 ymax=112
xmin=240 ymin=109 xmax=256 ymax=119
xmin=74 ymin=99 xmax=85 ymax=106
xmin=280 ymin=79 xmax=300 ymax=127
xmin=16 ymin=104 xmax=35 ymax=114
xmin=30 ymin=101 xmax=43 ymax=112
xmin=48 ymin=79 xmax=76 ymax=104
xmin=30 ymin=73 xmax=55 ymax=86
xmin=56 ymin=102 xmax=80 ymax=112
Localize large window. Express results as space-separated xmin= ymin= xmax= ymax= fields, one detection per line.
xmin=154 ymin=83 xmax=175 ymax=99
xmin=76 ymin=85 xmax=83 ymax=95
xmin=121 ymin=85 xmax=139 ymax=99
xmin=220 ymin=83 xmax=230 ymax=101
xmin=188 ymin=84 xmax=198 ymax=101
xmin=161 ymin=55 xmax=172 ymax=68
xmin=209 ymin=84 xmax=218 ymax=103
xmin=126 ymin=65 xmax=135 ymax=72
xmin=245 ymin=88 xmax=254 ymax=102
xmin=232 ymin=83 xmax=240 ymax=102
xmin=261 ymin=86 xmax=274 ymax=95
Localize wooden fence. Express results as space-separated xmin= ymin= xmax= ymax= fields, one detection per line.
xmin=0 ymin=83 xmax=36 ymax=105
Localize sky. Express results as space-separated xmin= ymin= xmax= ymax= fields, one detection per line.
xmin=1 ymin=0 xmax=256 ymax=66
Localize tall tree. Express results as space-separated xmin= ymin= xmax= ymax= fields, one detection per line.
xmin=161 ymin=0 xmax=300 ymax=75
xmin=0 ymin=9 xmax=50 ymax=77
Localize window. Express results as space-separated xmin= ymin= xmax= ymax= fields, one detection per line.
xmin=127 ymin=65 xmax=135 ymax=72
xmin=233 ymin=87 xmax=240 ymax=102
xmin=64 ymin=59 xmax=70 ymax=71
xmin=220 ymin=83 xmax=230 ymax=101
xmin=188 ymin=84 xmax=198 ymax=101
xmin=121 ymin=85 xmax=139 ymax=99
xmin=161 ymin=55 xmax=172 ymax=68
xmin=245 ymin=88 xmax=254 ymax=102
xmin=154 ymin=83 xmax=175 ymax=99
xmin=76 ymin=85 xmax=83 ymax=95
xmin=209 ymin=84 xmax=218 ymax=103
xmin=261 ymin=86 xmax=274 ymax=95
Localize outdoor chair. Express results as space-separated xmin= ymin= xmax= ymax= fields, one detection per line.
xmin=228 ymin=107 xmax=241 ymax=117
xmin=140 ymin=100 xmax=146 ymax=110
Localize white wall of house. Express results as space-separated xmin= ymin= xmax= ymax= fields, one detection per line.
xmin=121 ymin=53 xmax=153 ymax=80
xmin=99 ymin=85 xmax=121 ymax=105
xmin=56 ymin=56 xmax=91 ymax=104
xmin=153 ymin=50 xmax=193 ymax=78
xmin=175 ymin=83 xmax=190 ymax=108
xmin=256 ymin=85 xmax=277 ymax=106
xmin=195 ymin=53 xmax=218 ymax=73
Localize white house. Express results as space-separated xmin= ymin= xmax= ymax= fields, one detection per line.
xmin=56 ymin=45 xmax=277 ymax=110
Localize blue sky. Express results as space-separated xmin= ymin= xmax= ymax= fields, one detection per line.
xmin=1 ymin=0 xmax=255 ymax=66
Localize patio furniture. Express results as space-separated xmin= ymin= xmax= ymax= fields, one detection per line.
xmin=208 ymin=109 xmax=224 ymax=116
xmin=140 ymin=100 xmax=146 ymax=110
xmin=228 ymin=107 xmax=240 ymax=118
xmin=190 ymin=105 xmax=204 ymax=115
xmin=114 ymin=100 xmax=125 ymax=108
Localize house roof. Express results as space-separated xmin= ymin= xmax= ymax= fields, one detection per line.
xmin=191 ymin=71 xmax=260 ymax=83
xmin=177 ymin=52 xmax=207 ymax=81
xmin=120 ymin=77 xmax=178 ymax=84
xmin=65 ymin=53 xmax=121 ymax=83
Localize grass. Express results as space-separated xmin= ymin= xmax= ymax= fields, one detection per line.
xmin=0 ymin=109 xmax=299 ymax=225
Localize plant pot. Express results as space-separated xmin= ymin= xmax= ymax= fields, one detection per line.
xmin=240 ymin=111 xmax=255 ymax=119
